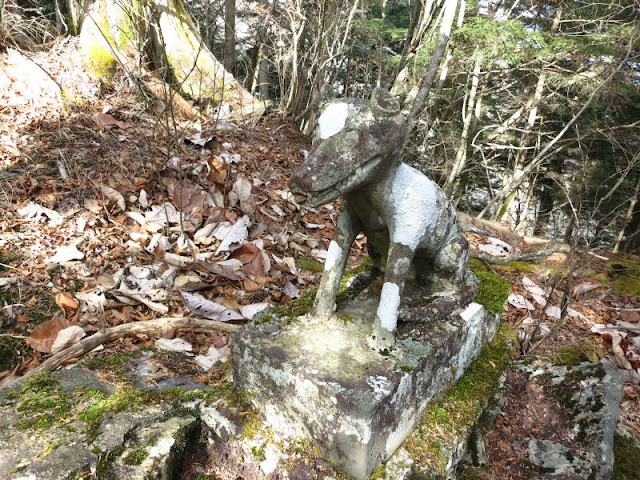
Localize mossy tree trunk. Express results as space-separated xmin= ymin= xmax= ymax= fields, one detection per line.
xmin=77 ymin=0 xmax=253 ymax=107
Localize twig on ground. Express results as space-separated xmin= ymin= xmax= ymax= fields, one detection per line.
xmin=10 ymin=316 xmax=241 ymax=387
xmin=471 ymin=247 xmax=570 ymax=265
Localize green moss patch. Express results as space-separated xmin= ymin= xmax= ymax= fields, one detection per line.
xmin=295 ymin=257 xmax=324 ymax=273
xmin=270 ymin=288 xmax=317 ymax=320
xmin=613 ymin=433 xmax=640 ymax=480
xmin=472 ymin=270 xmax=511 ymax=315
xmin=611 ymin=275 xmax=640 ymax=296
xmin=404 ymin=324 xmax=514 ymax=473
xmin=79 ymin=386 xmax=212 ymax=440
xmin=546 ymin=341 xmax=605 ymax=366
xmin=122 ymin=448 xmax=148 ymax=466
xmin=502 ymin=260 xmax=536 ymax=273
xmin=608 ymin=259 xmax=640 ymax=295
xmin=16 ymin=373 xmax=72 ymax=429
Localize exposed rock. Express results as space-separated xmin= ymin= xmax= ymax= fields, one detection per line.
xmin=523 ymin=362 xmax=623 ymax=480
xmin=528 ymin=438 xmax=597 ymax=479
xmin=0 ymin=364 xmax=203 ymax=480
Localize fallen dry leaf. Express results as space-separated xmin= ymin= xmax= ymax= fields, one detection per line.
xmin=56 ymin=291 xmax=79 ymax=312
xmin=180 ymin=291 xmax=244 ymax=321
xmin=207 ymin=156 xmax=228 ymax=184
xmin=100 ymin=184 xmax=126 ymax=211
xmin=51 ymin=325 xmax=86 ymax=353
xmin=26 ymin=317 xmax=75 ymax=353
xmin=46 ymin=245 xmax=84 ymax=263
xmin=214 ymin=217 xmax=248 ymax=255
xmin=93 ymin=112 xmax=133 ymax=129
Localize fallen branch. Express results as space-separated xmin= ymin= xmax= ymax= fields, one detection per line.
xmin=471 ymin=247 xmax=571 ymax=265
xmin=11 ymin=316 xmax=241 ymax=387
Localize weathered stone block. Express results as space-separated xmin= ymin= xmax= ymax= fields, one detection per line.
xmin=231 ymin=292 xmax=500 ymax=479
xmin=522 ymin=362 xmax=623 ymax=480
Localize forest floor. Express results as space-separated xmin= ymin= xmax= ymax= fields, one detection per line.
xmin=1 ymin=39 xmax=639 ymax=479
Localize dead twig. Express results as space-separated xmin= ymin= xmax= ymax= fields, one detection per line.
xmin=471 ymin=247 xmax=570 ymax=265
xmin=10 ymin=316 xmax=241 ymax=387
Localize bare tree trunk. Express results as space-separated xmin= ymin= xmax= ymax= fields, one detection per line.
xmin=613 ymin=175 xmax=640 ymax=253
xmin=283 ymin=0 xmax=305 ymax=114
xmin=476 ymin=45 xmax=630 ymax=220
xmin=432 ymin=0 xmax=466 ymax=114
xmin=385 ymin=0 xmax=439 ymax=89
xmin=492 ymin=70 xmax=546 ymax=221
xmin=223 ymin=0 xmax=236 ymax=75
xmin=78 ymin=0 xmax=254 ymax=106
xmin=563 ymin=212 xmax=576 ymax=244
xmin=534 ymin=155 xmax=562 ymax=236
xmin=258 ymin=56 xmax=269 ymax=99
xmin=406 ymin=0 xmax=458 ymax=130
xmin=245 ymin=0 xmax=276 ymax=98
xmin=443 ymin=52 xmax=482 ymax=195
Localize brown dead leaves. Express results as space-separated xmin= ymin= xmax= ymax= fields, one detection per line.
xmin=26 ymin=292 xmax=82 ymax=354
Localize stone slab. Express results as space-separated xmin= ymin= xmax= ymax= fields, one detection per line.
xmin=231 ymin=293 xmax=500 ymax=479
xmin=522 ymin=362 xmax=623 ymax=480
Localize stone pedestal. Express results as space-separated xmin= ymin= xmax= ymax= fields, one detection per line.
xmin=231 ymin=287 xmax=499 ymax=479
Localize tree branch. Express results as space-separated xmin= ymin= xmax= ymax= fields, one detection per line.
xmin=11 ymin=317 xmax=241 ymax=387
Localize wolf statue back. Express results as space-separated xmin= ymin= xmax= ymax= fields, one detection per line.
xmin=290 ymin=88 xmax=472 ymax=351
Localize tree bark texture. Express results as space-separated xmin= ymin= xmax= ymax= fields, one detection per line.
xmin=406 ymin=0 xmax=458 ymax=131
xmin=613 ymin=175 xmax=640 ymax=253
xmin=223 ymin=0 xmax=236 ymax=75
xmin=78 ymin=0 xmax=253 ymax=106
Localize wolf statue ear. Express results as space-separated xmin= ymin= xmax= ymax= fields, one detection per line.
xmin=370 ymin=87 xmax=400 ymax=117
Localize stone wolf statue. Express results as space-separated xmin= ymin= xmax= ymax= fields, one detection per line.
xmin=289 ymin=88 xmax=471 ymax=351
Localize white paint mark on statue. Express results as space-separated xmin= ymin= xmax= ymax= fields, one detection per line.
xmin=317 ymin=102 xmax=349 ymax=139
xmin=325 ymin=240 xmax=342 ymax=271
xmin=377 ymin=282 xmax=401 ymax=332
xmin=393 ymin=257 xmax=411 ymax=277
xmin=391 ymin=164 xmax=439 ymax=249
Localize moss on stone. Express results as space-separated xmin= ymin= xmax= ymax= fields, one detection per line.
xmin=82 ymin=350 xmax=144 ymax=383
xmin=38 ymin=440 xmax=61 ymax=460
xmin=271 ymin=287 xmax=317 ymax=320
xmin=79 ymin=385 xmax=212 ymax=440
xmin=612 ymin=433 xmax=640 ymax=480
xmin=611 ymin=275 xmax=640 ymax=296
xmin=268 ymin=259 xmax=376 ymax=321
xmin=607 ymin=259 xmax=640 ymax=295
xmin=295 ymin=257 xmax=324 ymax=273
xmin=546 ymin=341 xmax=604 ymax=366
xmin=122 ymin=448 xmax=148 ymax=466
xmin=84 ymin=41 xmax=118 ymax=79
xmin=404 ymin=324 xmax=514 ymax=473
xmin=472 ymin=270 xmax=510 ymax=315
xmin=16 ymin=373 xmax=73 ymax=430
xmin=503 ymin=260 xmax=536 ymax=273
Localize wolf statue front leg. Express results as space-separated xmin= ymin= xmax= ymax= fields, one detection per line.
xmin=311 ymin=203 xmax=361 ymax=320
xmin=368 ymin=240 xmax=416 ymax=351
